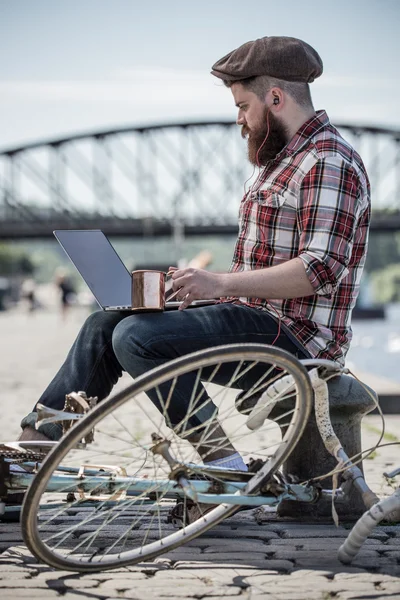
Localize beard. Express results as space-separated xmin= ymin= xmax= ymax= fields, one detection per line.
xmin=242 ymin=108 xmax=288 ymax=166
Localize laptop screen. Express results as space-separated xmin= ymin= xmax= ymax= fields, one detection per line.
xmin=54 ymin=230 xmax=132 ymax=308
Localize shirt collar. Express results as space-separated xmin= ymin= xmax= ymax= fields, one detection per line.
xmin=276 ymin=110 xmax=330 ymax=159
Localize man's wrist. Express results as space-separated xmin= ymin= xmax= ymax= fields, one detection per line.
xmin=216 ymin=272 xmax=235 ymax=298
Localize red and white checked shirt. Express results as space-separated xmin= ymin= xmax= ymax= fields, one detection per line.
xmin=226 ymin=110 xmax=371 ymax=365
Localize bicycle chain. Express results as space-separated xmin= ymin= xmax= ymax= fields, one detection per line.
xmin=0 ymin=450 xmax=46 ymax=462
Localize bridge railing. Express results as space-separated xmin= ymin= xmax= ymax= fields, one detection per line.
xmin=0 ymin=121 xmax=399 ymax=238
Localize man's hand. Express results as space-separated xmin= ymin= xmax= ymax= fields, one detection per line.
xmin=169 ymin=267 xmax=222 ymax=310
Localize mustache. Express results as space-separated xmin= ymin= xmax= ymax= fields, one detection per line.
xmin=241 ymin=126 xmax=250 ymax=139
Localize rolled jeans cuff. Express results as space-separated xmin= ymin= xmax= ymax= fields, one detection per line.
xmin=20 ymin=412 xmax=63 ymax=441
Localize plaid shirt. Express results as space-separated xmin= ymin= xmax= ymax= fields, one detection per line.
xmin=226 ymin=110 xmax=370 ymax=365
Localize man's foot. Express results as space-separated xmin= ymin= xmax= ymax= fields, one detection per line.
xmin=167 ymin=500 xmax=217 ymax=527
xmin=18 ymin=426 xmax=51 ymax=442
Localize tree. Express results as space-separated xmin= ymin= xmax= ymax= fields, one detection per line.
xmin=0 ymin=244 xmax=35 ymax=276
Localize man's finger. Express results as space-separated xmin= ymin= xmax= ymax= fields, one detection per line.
xmin=179 ymin=293 xmax=193 ymax=311
xmin=167 ymin=287 xmax=182 ymax=301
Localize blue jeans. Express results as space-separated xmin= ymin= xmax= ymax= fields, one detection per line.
xmin=21 ymin=303 xmax=309 ymax=440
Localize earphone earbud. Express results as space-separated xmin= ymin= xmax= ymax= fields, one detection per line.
xmin=273 ymin=97 xmax=279 ymax=105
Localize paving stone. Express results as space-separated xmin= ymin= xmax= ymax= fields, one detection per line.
xmin=59 ymin=578 xmax=101 ymax=589
xmin=97 ymin=578 xmax=155 ymax=592
xmin=367 ymin=532 xmax=391 ymax=542
xmin=250 ymin=592 xmax=326 ymax=599
xmin=244 ymin=573 xmax=328 ymax=586
xmin=263 ymin=544 xmax=298 ymax=554
xmin=377 ymin=566 xmax=400 ymax=577
xmin=61 ymin=595 xmax=103 ymax=600
xmin=0 ymin=535 xmax=24 ymax=543
xmin=203 ymin=527 xmax=280 ymax=540
xmin=0 ymin=578 xmax=55 ymax=588
xmin=0 ymin=558 xmax=26 ymax=565
xmin=375 ymin=526 xmax=400 ymax=534
xmin=202 ymin=541 xmax=267 ymax=553
xmin=263 ymin=523 xmax=348 ymax=535
xmin=173 ymin=559 xmax=293 ymax=572
xmin=164 ymin=551 xmax=204 ymax=562
xmin=171 ymin=564 xmax=265 ymax=575
xmin=0 ymin=568 xmax=31 ymax=577
xmin=335 ymin=572 xmax=400 ymax=582
xmin=271 ymin=550 xmax=379 ymax=562
xmin=373 ymin=579 xmax=400 ymax=589
xmin=379 ymin=550 xmax=400 ymax=558
xmin=294 ymin=560 xmax=367 ymax=573
xmin=33 ymin=570 xmax=79 ymax=580
xmin=289 ymin=568 xmax=335 ymax=577
xmin=0 ymin=571 xmax=34 ymax=579
xmin=186 ymin=537 xmax=270 ymax=549
xmin=164 ymin=546 xmax=202 ymax=555
xmin=328 ymin=580 xmax=397 ymax=594
xmin=270 ymin=536 xmax=381 ymax=546
xmin=2 ymin=590 xmax=60 ymax=599
xmin=337 ymin=593 xmax=399 ymax=600
xmin=122 ymin=583 xmax=243 ymax=597
xmin=366 ymin=544 xmax=400 ymax=552
xmin=194 ymin=551 xmax=269 ymax=560
xmin=182 ymin=597 xmax=241 ymax=600
xmin=0 ymin=544 xmax=18 ymax=552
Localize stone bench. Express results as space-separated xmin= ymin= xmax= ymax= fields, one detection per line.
xmin=268 ymin=374 xmax=378 ymax=520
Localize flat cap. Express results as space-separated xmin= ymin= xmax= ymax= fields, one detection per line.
xmin=211 ymin=36 xmax=323 ymax=83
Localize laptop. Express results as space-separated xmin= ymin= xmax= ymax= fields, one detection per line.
xmin=53 ymin=230 xmax=217 ymax=311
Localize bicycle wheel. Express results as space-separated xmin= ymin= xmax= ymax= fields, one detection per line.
xmin=22 ymin=343 xmax=313 ymax=572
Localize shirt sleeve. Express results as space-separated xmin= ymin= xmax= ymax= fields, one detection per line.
xmin=297 ymin=156 xmax=361 ymax=297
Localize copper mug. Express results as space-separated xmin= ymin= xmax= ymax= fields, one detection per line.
xmin=131 ymin=270 xmax=166 ymax=312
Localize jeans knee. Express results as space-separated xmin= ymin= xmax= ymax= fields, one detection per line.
xmin=82 ymin=309 xmax=124 ymax=340
xmin=112 ymin=315 xmax=160 ymax=373
xmin=112 ymin=317 xmax=137 ymax=366
xmin=81 ymin=309 xmax=107 ymax=332
xmin=112 ymin=318 xmax=127 ymax=360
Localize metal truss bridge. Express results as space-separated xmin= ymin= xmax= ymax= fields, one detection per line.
xmin=0 ymin=120 xmax=399 ymax=239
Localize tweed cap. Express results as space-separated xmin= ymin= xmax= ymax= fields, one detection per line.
xmin=211 ymin=36 xmax=323 ymax=83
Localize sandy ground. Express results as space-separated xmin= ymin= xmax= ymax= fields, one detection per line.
xmin=0 ymin=294 xmax=131 ymax=440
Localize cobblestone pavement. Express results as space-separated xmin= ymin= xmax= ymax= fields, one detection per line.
xmin=1 ymin=509 xmax=400 ymax=600
xmin=1 ymin=308 xmax=400 ymax=599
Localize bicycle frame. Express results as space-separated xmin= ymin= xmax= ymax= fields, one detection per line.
xmin=5 ymin=464 xmax=318 ymax=509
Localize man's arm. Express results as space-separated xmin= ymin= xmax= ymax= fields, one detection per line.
xmin=172 ymin=258 xmax=314 ymax=310
xmin=296 ymin=156 xmax=365 ymax=298
xmin=170 ymin=258 xmax=314 ymax=310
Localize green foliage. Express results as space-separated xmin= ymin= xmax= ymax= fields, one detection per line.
xmin=0 ymin=244 xmax=35 ymax=276
xmin=365 ymin=231 xmax=400 ymax=274
xmin=371 ymin=263 xmax=400 ymax=303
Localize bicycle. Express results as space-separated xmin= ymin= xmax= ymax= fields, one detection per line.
xmin=0 ymin=343 xmax=398 ymax=572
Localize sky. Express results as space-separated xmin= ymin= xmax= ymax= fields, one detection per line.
xmin=0 ymin=0 xmax=399 ymax=150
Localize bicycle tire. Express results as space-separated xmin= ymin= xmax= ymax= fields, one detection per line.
xmin=22 ymin=343 xmax=313 ymax=572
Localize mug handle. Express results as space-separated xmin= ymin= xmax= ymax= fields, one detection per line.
xmin=165 ymin=269 xmax=182 ymax=302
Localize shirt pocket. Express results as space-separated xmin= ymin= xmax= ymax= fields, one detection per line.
xmin=251 ymin=190 xmax=286 ymax=208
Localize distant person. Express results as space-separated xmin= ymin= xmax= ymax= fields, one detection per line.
xmin=20 ymin=278 xmax=38 ymax=313
xmin=54 ymin=268 xmax=76 ymax=320
xmin=18 ymin=36 xmax=370 ymax=509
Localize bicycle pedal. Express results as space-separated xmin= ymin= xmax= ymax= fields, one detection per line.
xmin=166 ymin=500 xmax=186 ymax=528
xmin=384 ymin=467 xmax=400 ymax=479
xmin=247 ymin=457 xmax=265 ymax=473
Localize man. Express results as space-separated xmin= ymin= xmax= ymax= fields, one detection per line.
xmin=19 ymin=36 xmax=370 ymax=475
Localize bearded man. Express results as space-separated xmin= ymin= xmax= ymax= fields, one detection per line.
xmin=18 ymin=37 xmax=370 ymax=478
